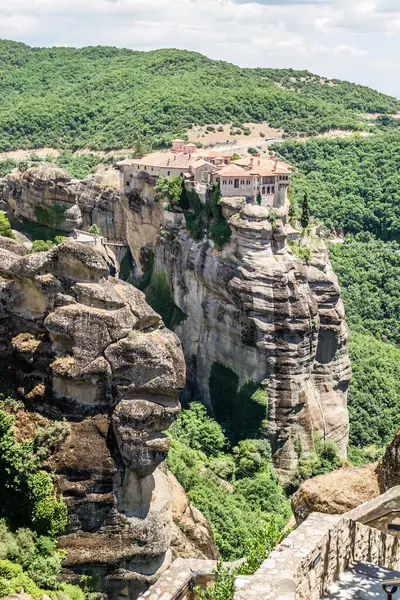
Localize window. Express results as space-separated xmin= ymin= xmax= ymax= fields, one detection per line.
xmin=272 ymin=186 xmax=275 ymax=194
xmin=168 ymin=171 xmax=170 ymax=176
xmin=151 ymin=167 xmax=154 ymax=171
xmin=126 ymin=181 xmax=130 ymax=186
xmin=144 ymin=166 xmax=147 ymax=171
xmin=262 ymin=187 xmax=265 ymax=195
xmin=247 ymin=180 xmax=251 ymax=185
xmin=130 ymin=174 xmax=133 ymax=178
xmin=267 ymin=187 xmax=270 ymax=194
xmin=229 ymin=180 xmax=232 ymax=185
xmin=137 ymin=165 xmax=140 ymax=169
xmin=234 ymin=179 xmax=239 ymax=188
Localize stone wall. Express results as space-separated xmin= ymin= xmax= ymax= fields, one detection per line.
xmin=234 ymin=511 xmax=400 ymax=600
xmin=137 ymin=558 xmax=218 ymax=600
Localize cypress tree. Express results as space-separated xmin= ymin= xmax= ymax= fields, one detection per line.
xmin=300 ymin=191 xmax=310 ymax=229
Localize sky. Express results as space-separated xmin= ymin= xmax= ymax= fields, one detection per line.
xmin=1 ymin=0 xmax=400 ymax=98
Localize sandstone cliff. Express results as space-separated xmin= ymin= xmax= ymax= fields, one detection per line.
xmin=0 ymin=237 xmax=190 ymax=599
xmin=154 ymin=206 xmax=350 ymax=472
xmin=1 ymin=164 xmax=351 ymax=473
xmin=1 ymin=164 xmax=164 ymax=271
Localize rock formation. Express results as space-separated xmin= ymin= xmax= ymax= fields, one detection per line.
xmin=292 ymin=427 xmax=400 ymax=524
xmin=1 ymin=164 xmax=164 ymax=271
xmin=1 ymin=164 xmax=351 ymax=473
xmin=291 ymin=463 xmax=380 ymax=524
xmin=377 ymin=429 xmax=400 ymax=492
xmin=0 ymin=237 xmax=188 ymax=599
xmin=154 ymin=203 xmax=350 ymax=472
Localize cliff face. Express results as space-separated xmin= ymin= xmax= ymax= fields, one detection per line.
xmin=1 ymin=164 xmax=351 ymax=473
xmin=0 ymin=237 xmax=187 ymax=599
xmin=154 ymin=206 xmax=350 ymax=472
xmin=1 ymin=165 xmax=164 ymax=270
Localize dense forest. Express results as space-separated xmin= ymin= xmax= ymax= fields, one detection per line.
xmin=0 ymin=40 xmax=399 ymax=151
xmin=278 ymin=134 xmax=400 ymax=453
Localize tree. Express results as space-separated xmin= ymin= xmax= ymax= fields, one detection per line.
xmin=300 ymin=191 xmax=310 ymax=229
xmin=155 ymin=176 xmax=183 ymax=208
xmin=256 ymin=192 xmax=262 ymax=206
xmin=0 ymin=213 xmax=13 ymax=239
xmin=89 ymin=224 xmax=100 ymax=237
xmin=132 ymin=139 xmax=148 ymax=159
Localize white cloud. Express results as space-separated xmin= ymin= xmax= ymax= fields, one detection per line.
xmin=331 ymin=44 xmax=367 ymax=57
xmin=0 ymin=0 xmax=398 ymax=97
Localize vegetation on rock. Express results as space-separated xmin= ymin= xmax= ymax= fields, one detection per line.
xmin=0 ymin=397 xmax=87 ymax=600
xmin=0 ymin=214 xmax=14 ymax=239
xmin=146 ymin=271 xmax=187 ymax=330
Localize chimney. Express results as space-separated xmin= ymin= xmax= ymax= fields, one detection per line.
xmin=273 ymin=158 xmax=278 ymax=172
xmin=250 ymin=157 xmax=254 ymax=167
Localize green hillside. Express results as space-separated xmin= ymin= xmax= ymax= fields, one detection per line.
xmin=0 ymin=40 xmax=399 ymax=151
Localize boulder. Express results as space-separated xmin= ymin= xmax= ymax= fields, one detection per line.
xmin=291 ymin=463 xmax=380 ymax=524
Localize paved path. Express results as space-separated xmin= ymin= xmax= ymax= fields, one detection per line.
xmin=323 ymin=562 xmax=400 ymax=599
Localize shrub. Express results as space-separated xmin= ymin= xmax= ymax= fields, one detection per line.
xmin=169 ymin=403 xmax=226 ymax=454
xmin=209 ymin=218 xmax=231 ymax=249
xmin=209 ymin=182 xmax=231 ymax=249
xmin=89 ymin=224 xmax=100 ymax=237
xmin=290 ymin=432 xmax=342 ymax=489
xmin=0 ymin=213 xmax=14 ymax=239
xmin=32 ymin=239 xmax=54 ymax=253
xmin=33 ymin=421 xmax=70 ymax=462
xmin=0 ymin=410 xmax=67 ymax=537
xmin=155 ymin=175 xmax=183 ymax=208
xmin=233 ymin=439 xmax=271 ymax=478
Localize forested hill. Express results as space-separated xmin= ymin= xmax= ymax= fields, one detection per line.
xmin=0 ymin=39 xmax=399 ymax=151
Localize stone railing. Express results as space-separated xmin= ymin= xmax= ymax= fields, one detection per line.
xmin=140 ymin=489 xmax=400 ymax=600
xmin=234 ymin=511 xmax=400 ymax=600
xmin=137 ymin=558 xmax=218 ymax=600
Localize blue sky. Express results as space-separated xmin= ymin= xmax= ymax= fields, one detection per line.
xmin=1 ymin=0 xmax=399 ymax=98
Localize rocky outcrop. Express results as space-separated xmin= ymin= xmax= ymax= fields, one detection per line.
xmin=292 ymin=427 xmax=400 ymax=524
xmin=0 ymin=238 xmax=187 ymax=599
xmin=291 ymin=463 xmax=380 ymax=524
xmin=1 ymin=164 xmax=163 ymax=272
xmin=1 ymin=164 xmax=351 ymax=473
xmin=168 ymin=472 xmax=219 ymax=561
xmin=377 ymin=428 xmax=400 ymax=492
xmin=154 ymin=207 xmax=350 ymax=472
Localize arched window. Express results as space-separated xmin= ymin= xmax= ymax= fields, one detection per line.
xmin=229 ymin=180 xmax=232 ymax=185
xmin=247 ymin=180 xmax=250 ymax=185
xmin=272 ymin=186 xmax=275 ymax=194
xmin=267 ymin=187 xmax=270 ymax=194
xmin=262 ymin=187 xmax=265 ymax=195
xmin=234 ymin=179 xmax=239 ymax=188
xmin=167 ymin=171 xmax=170 ymax=176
